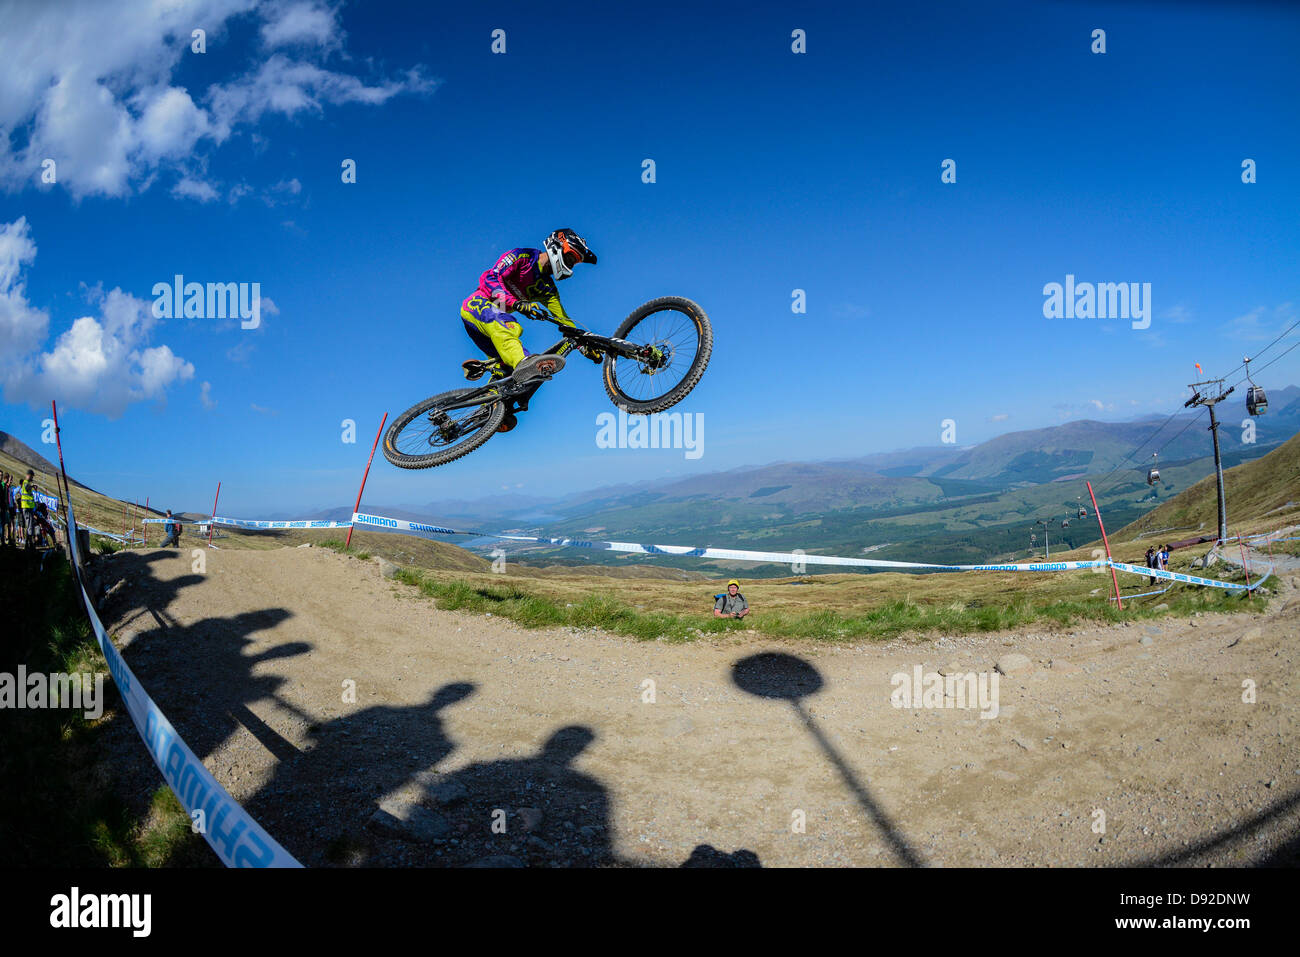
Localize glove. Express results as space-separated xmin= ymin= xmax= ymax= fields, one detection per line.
xmin=516 ymin=301 xmax=548 ymax=321
xmin=580 ymin=344 xmax=604 ymax=364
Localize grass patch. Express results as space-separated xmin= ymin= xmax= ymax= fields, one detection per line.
xmin=0 ymin=547 xmax=212 ymax=866
xmin=390 ymin=562 xmax=1268 ymax=643
xmin=318 ymin=538 xmax=370 ymax=560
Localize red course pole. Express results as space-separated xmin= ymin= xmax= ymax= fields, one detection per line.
xmin=1087 ymin=481 xmax=1123 ymax=611
xmin=50 ymin=400 xmax=72 ymax=537
xmin=143 ymin=496 xmax=149 ymax=545
xmin=1239 ymin=539 xmax=1252 ymax=592
xmin=346 ymin=412 xmax=388 ymax=549
xmin=208 ymin=482 xmax=221 ymax=548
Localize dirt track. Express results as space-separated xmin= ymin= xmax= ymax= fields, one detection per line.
xmin=97 ymin=545 xmax=1300 ymax=867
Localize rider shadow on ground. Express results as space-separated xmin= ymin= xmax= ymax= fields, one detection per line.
xmin=97 ymin=549 xmax=310 ymax=764
xmin=241 ymin=682 xmax=476 ymax=866
xmin=407 ymin=723 xmax=762 ymax=868
xmin=244 ymin=706 xmax=761 ymax=867
xmin=732 ymin=651 xmax=924 ymax=867
xmin=406 ymin=724 xmax=615 ymax=867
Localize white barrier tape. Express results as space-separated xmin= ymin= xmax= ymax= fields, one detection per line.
xmin=144 ymin=516 xmax=351 ymax=530
xmin=79 ymin=525 xmax=130 ymax=543
xmin=1108 ymin=560 xmax=1268 ymax=591
xmin=65 ymin=500 xmax=301 ymax=868
xmin=355 ymin=511 xmax=1274 ymax=591
xmin=135 ymin=507 xmax=1274 ymax=592
xmin=350 ymin=512 xmax=1107 ymax=573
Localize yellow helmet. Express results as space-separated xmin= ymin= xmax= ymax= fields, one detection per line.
xmin=727 ymin=579 xmax=740 ymax=588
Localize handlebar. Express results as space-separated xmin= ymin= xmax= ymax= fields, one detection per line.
xmin=525 ymin=306 xmax=588 ymax=335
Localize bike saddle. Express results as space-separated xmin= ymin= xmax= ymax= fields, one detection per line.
xmin=511 ymin=354 xmax=566 ymax=382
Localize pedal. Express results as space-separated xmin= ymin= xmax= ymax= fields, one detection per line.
xmin=512 ymin=354 xmax=566 ymax=382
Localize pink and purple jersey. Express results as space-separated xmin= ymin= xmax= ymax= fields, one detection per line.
xmin=468 ymin=247 xmax=563 ymax=313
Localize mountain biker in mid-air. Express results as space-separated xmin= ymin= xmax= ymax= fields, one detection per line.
xmin=460 ymin=228 xmax=602 ymax=432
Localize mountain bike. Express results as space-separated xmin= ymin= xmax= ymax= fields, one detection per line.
xmin=383 ymin=296 xmax=712 ymax=470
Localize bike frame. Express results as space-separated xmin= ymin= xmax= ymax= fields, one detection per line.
xmin=438 ymin=313 xmax=655 ymax=414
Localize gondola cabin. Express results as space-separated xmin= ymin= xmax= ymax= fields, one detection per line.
xmin=1147 ymin=467 xmax=1160 ymax=485
xmin=1246 ymin=386 xmax=1268 ymax=416
xmin=1077 ymin=506 xmax=1088 ymax=518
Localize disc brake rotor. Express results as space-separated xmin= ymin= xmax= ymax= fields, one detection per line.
xmin=639 ymin=340 xmax=673 ymax=374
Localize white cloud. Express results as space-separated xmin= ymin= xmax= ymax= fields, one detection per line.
xmin=0 ymin=219 xmax=194 ymax=418
xmin=134 ymin=86 xmax=211 ymax=161
xmin=207 ymin=54 xmax=434 ymax=139
xmin=0 ymin=0 xmax=433 ymax=200
xmin=989 ymin=413 xmax=1009 ymax=422
xmin=1228 ymin=303 xmax=1296 ymax=343
xmin=831 ymin=302 xmax=871 ymax=320
xmin=227 ymin=338 xmax=256 ymax=363
xmin=200 ymin=380 xmax=217 ymax=409
xmin=0 ymin=218 xmax=49 ymax=374
xmin=260 ymin=1 xmax=342 ymax=50
xmin=173 ymin=176 xmax=220 ymax=202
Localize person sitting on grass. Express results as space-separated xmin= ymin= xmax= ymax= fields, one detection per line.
xmin=714 ymin=579 xmax=750 ymax=620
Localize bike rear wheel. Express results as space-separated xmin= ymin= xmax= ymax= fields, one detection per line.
xmin=383 ymin=388 xmax=506 ymax=470
xmin=603 ymin=296 xmax=712 ymax=413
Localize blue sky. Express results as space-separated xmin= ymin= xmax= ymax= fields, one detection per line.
xmin=1 ymin=0 xmax=1297 ymax=516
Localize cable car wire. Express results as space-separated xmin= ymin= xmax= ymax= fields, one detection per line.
xmin=1220 ymin=315 xmax=1300 ymax=381
xmin=1094 ymin=406 xmax=1206 ymax=496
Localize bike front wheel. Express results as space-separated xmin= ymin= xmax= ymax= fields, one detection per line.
xmin=603 ymin=296 xmax=712 ymax=413
xmin=383 ymin=388 xmax=506 ymax=470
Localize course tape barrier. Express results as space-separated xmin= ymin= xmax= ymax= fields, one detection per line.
xmin=352 ymin=513 xmax=1279 ymax=592
xmin=143 ymin=516 xmax=351 ymax=530
xmin=351 ymin=512 xmax=1110 ymax=572
xmin=143 ymin=508 xmax=1277 ymax=593
xmin=80 ymin=525 xmax=131 ymax=543
xmin=65 ymin=499 xmax=301 ymax=868
xmin=1108 ymin=560 xmax=1272 ymax=592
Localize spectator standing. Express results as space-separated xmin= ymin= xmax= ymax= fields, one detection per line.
xmin=18 ymin=469 xmax=37 ymax=549
xmin=161 ymin=510 xmax=182 ymax=547
xmin=0 ymin=472 xmax=12 ymax=546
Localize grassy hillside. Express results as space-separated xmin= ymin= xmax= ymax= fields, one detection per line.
xmin=1116 ymin=431 xmax=1300 ymax=541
